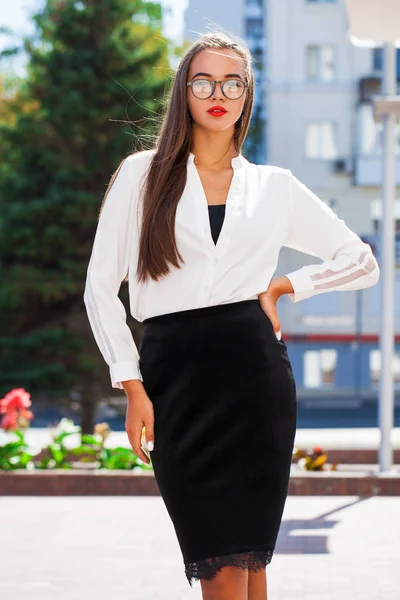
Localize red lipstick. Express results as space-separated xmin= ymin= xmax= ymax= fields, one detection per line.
xmin=207 ymin=106 xmax=227 ymax=117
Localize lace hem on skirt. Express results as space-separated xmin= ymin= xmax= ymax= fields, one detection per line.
xmin=184 ymin=549 xmax=274 ymax=587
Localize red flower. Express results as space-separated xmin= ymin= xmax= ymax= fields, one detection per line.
xmin=1 ymin=411 xmax=18 ymax=431
xmin=0 ymin=388 xmax=31 ymax=414
xmin=0 ymin=388 xmax=34 ymax=431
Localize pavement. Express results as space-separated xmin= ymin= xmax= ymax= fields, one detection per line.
xmin=0 ymin=495 xmax=399 ymax=600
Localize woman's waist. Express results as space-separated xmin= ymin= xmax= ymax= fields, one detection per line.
xmin=142 ymin=297 xmax=260 ymax=327
xmin=139 ymin=296 xmax=282 ymax=363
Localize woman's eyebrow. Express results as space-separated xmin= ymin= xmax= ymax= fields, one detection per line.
xmin=191 ymin=72 xmax=244 ymax=79
xmin=191 ymin=72 xmax=211 ymax=78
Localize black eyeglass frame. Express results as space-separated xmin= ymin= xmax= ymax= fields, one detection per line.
xmin=186 ymin=78 xmax=249 ymax=100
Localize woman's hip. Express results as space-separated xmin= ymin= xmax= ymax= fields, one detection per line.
xmin=138 ymin=298 xmax=296 ymax=398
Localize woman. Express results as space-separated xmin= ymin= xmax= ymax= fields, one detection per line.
xmin=83 ymin=32 xmax=380 ymax=599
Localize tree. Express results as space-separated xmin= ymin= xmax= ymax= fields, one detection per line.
xmin=0 ymin=0 xmax=171 ymax=432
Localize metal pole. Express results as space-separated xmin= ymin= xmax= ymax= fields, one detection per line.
xmin=355 ymin=288 xmax=362 ymax=401
xmin=378 ymin=42 xmax=396 ymax=472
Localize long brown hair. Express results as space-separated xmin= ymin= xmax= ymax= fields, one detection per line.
xmin=101 ymin=32 xmax=255 ymax=284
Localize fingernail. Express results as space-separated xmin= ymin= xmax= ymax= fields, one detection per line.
xmin=276 ymin=330 xmax=282 ymax=340
xmin=147 ymin=440 xmax=154 ymax=452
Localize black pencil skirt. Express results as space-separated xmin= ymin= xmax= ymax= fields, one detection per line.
xmin=138 ymin=298 xmax=297 ymax=587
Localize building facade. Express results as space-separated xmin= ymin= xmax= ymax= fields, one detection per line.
xmin=184 ymin=0 xmax=400 ymax=404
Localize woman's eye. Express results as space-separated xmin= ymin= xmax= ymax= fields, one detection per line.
xmin=193 ymin=80 xmax=212 ymax=92
xmin=227 ymin=80 xmax=243 ymax=90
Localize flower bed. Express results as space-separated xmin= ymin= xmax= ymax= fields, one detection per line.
xmin=0 ymin=388 xmax=151 ymax=472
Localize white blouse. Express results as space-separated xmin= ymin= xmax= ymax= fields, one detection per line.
xmin=83 ymin=149 xmax=380 ymax=389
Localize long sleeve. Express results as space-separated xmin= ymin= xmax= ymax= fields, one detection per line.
xmin=83 ymin=155 xmax=143 ymax=389
xmin=283 ymin=170 xmax=380 ymax=303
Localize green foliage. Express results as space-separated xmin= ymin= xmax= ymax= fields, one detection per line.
xmin=0 ymin=421 xmax=153 ymax=471
xmin=0 ymin=1 xmax=171 ymax=417
xmin=0 ymin=430 xmax=33 ymax=470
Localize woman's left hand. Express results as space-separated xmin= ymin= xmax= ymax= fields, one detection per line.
xmin=258 ymin=276 xmax=293 ymax=339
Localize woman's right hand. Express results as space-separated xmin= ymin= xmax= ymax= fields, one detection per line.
xmin=123 ymin=380 xmax=154 ymax=465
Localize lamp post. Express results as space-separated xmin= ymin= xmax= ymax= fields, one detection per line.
xmin=345 ymin=0 xmax=400 ymax=471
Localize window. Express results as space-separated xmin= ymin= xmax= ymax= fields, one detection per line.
xmin=372 ymin=47 xmax=400 ymax=80
xmin=359 ymin=104 xmax=400 ymax=156
xmin=306 ymin=122 xmax=338 ymax=159
xmin=371 ymin=199 xmax=400 ymax=234
xmin=245 ymin=18 xmax=263 ymax=39
xmin=306 ymin=45 xmax=335 ymax=81
xmin=370 ymin=350 xmax=400 ymax=388
xmin=304 ymin=349 xmax=337 ymax=388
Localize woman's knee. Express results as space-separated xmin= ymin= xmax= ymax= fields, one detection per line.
xmin=200 ymin=565 xmax=248 ymax=600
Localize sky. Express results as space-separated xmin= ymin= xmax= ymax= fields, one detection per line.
xmin=0 ymin=0 xmax=188 ymax=71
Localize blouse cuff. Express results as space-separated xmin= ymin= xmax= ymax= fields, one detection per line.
xmin=284 ymin=269 xmax=315 ymax=303
xmin=110 ymin=360 xmax=143 ymax=390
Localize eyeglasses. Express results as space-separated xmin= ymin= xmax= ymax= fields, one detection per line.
xmin=186 ymin=78 xmax=248 ymax=100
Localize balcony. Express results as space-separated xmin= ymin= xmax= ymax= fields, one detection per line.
xmin=355 ymin=155 xmax=400 ymax=186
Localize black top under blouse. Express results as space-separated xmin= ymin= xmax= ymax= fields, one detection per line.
xmin=208 ymin=204 xmax=226 ymax=245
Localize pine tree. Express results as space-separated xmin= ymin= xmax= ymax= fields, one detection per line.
xmin=0 ymin=0 xmax=171 ymax=432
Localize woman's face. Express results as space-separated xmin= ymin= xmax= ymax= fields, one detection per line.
xmin=187 ymin=48 xmax=247 ymax=133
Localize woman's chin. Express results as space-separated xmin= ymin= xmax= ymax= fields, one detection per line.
xmin=193 ymin=118 xmax=236 ymax=133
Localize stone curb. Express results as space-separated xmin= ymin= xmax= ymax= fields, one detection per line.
xmin=0 ymin=467 xmax=399 ymax=496
xmin=288 ymin=469 xmax=400 ymax=496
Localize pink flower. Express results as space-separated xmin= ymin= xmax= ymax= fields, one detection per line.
xmin=0 ymin=388 xmax=34 ymax=431
xmin=0 ymin=388 xmax=31 ymax=414
xmin=1 ymin=411 xmax=19 ymax=431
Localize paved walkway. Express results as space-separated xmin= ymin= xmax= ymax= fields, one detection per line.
xmin=0 ymin=495 xmax=398 ymax=599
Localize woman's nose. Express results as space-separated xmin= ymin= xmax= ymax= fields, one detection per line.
xmin=212 ymin=82 xmax=225 ymax=100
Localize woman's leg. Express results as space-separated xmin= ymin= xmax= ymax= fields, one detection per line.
xmin=200 ymin=565 xmax=249 ymax=600
xmin=248 ymin=567 xmax=268 ymax=600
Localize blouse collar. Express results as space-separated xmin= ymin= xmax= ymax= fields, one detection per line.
xmin=188 ymin=152 xmax=248 ymax=171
